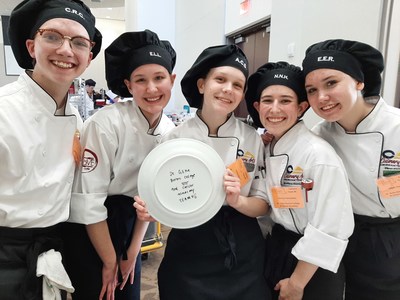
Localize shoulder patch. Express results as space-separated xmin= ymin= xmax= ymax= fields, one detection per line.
xmin=82 ymin=149 xmax=98 ymax=173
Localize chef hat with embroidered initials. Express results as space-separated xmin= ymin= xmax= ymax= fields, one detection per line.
xmin=105 ymin=30 xmax=177 ymax=97
xmin=181 ymin=44 xmax=249 ymax=109
xmin=8 ymin=0 xmax=102 ymax=69
xmin=245 ymin=61 xmax=307 ymax=128
xmin=302 ymin=39 xmax=384 ymax=97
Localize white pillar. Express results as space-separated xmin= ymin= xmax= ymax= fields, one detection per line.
xmin=125 ymin=0 xmax=138 ymax=31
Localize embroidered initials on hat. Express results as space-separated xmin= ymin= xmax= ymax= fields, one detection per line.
xmin=65 ymin=7 xmax=85 ymax=20
xmin=149 ymin=51 xmax=162 ymax=57
xmin=235 ymin=57 xmax=247 ymax=69
xmin=274 ymin=74 xmax=288 ymax=80
xmin=317 ymin=56 xmax=334 ymax=62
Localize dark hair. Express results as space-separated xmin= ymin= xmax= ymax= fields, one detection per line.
xmin=85 ymin=79 xmax=96 ymax=86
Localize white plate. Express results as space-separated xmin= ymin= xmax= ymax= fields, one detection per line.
xmin=138 ymin=138 xmax=226 ymax=229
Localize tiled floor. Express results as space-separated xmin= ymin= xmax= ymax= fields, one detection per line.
xmin=140 ymin=225 xmax=170 ymax=300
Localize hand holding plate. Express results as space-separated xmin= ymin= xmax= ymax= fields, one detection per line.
xmin=133 ymin=196 xmax=156 ymax=222
xmin=224 ymin=169 xmax=241 ymax=208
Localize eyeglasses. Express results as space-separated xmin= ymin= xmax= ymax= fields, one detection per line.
xmin=36 ymin=28 xmax=95 ymax=52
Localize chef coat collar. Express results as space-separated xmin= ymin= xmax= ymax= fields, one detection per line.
xmin=23 ymin=71 xmax=75 ymax=116
xmin=194 ymin=110 xmax=238 ymax=137
xmin=330 ymin=96 xmax=382 ymax=134
xmin=129 ymin=100 xmax=165 ymax=135
xmin=269 ymin=121 xmax=307 ymax=155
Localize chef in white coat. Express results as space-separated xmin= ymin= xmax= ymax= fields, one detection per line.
xmin=302 ymin=39 xmax=400 ymax=300
xmin=135 ymin=44 xmax=271 ymax=300
xmin=0 ymin=0 xmax=102 ymax=298
xmin=64 ymin=30 xmax=176 ymax=300
xmin=246 ymin=61 xmax=354 ymax=300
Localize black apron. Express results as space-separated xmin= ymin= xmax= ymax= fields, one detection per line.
xmin=0 ymin=224 xmax=64 ymax=300
xmin=344 ymin=214 xmax=400 ymax=300
xmin=61 ymin=195 xmax=141 ymax=300
xmin=264 ymin=224 xmax=345 ymax=300
xmin=158 ymin=206 xmax=270 ymax=300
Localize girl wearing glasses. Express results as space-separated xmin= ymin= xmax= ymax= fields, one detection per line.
xmin=0 ymin=0 xmax=101 ymax=299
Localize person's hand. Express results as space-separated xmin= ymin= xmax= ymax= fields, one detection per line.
xmin=118 ymin=255 xmax=137 ymax=290
xmin=133 ymin=196 xmax=156 ymax=222
xmin=261 ymin=131 xmax=274 ymax=145
xmin=224 ymin=169 xmax=241 ymax=208
xmin=274 ymin=278 xmax=304 ymax=300
xmin=99 ymin=261 xmax=118 ymax=300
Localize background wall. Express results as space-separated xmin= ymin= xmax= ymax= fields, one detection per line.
xmin=0 ymin=0 xmax=398 ymax=125
xmin=225 ymin=0 xmax=399 ymax=127
xmin=80 ymin=18 xmax=125 ymax=90
xmin=225 ymin=0 xmax=272 ymax=36
xmin=268 ymin=0 xmax=385 ymax=127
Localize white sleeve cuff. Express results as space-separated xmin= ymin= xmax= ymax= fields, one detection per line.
xmin=291 ymin=223 xmax=348 ymax=272
xmin=68 ymin=192 xmax=108 ymax=225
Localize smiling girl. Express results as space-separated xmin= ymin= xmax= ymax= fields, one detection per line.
xmin=65 ymin=30 xmax=176 ymax=300
xmin=135 ymin=45 xmax=270 ymax=300
xmin=302 ymin=39 xmax=400 ymax=300
xmin=246 ymin=61 xmax=354 ymax=300
xmin=0 ymin=0 xmax=102 ymax=298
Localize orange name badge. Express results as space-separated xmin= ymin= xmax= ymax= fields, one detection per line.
xmin=376 ymin=174 xmax=400 ymax=199
xmin=228 ymin=158 xmax=250 ymax=187
xmin=271 ymin=186 xmax=304 ymax=209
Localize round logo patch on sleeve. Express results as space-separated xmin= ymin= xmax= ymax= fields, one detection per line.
xmin=82 ymin=149 xmax=98 ymax=173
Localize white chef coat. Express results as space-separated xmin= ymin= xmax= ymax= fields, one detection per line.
xmin=0 ymin=71 xmax=82 ymax=228
xmin=84 ymin=92 xmax=94 ymax=120
xmin=163 ymin=112 xmax=267 ymax=200
xmin=313 ymin=97 xmax=400 ymax=218
xmin=264 ymin=121 xmax=354 ymax=272
xmin=70 ymin=100 xmax=175 ymax=224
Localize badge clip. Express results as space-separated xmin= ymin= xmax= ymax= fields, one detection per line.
xmin=301 ymin=178 xmax=314 ymax=202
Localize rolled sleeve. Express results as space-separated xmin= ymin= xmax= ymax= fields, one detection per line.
xmin=68 ymin=192 xmax=108 ymax=225
xmin=292 ymin=223 xmax=348 ymax=272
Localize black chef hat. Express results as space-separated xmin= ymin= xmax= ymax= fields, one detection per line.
xmin=181 ymin=44 xmax=249 ymax=109
xmin=105 ymin=30 xmax=177 ymax=98
xmin=9 ymin=0 xmax=102 ymax=69
xmin=302 ymin=39 xmax=384 ymax=97
xmin=245 ymin=62 xmax=307 ymax=128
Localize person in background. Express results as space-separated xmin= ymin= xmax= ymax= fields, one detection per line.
xmin=302 ymin=39 xmax=400 ymax=300
xmin=135 ymin=44 xmax=270 ymax=300
xmin=85 ymin=78 xmax=97 ymax=99
xmin=246 ymin=61 xmax=354 ymax=300
xmin=84 ymin=79 xmax=96 ymax=119
xmin=64 ymin=30 xmax=176 ymax=300
xmin=0 ymin=0 xmax=102 ymax=299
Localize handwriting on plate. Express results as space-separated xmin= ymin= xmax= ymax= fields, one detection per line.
xmin=169 ymin=169 xmax=197 ymax=203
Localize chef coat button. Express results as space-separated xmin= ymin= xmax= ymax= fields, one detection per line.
xmin=230 ymin=141 xmax=236 ymax=146
xmin=35 ymin=115 xmax=40 ymax=122
xmin=37 ymin=209 xmax=44 ymax=216
xmin=156 ymin=136 xmax=162 ymax=143
xmin=380 ymin=210 xmax=386 ymax=216
xmin=129 ymin=157 xmax=134 ymax=163
xmin=42 ymin=150 xmax=46 ymax=156
xmin=370 ymin=168 xmax=375 ymax=172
